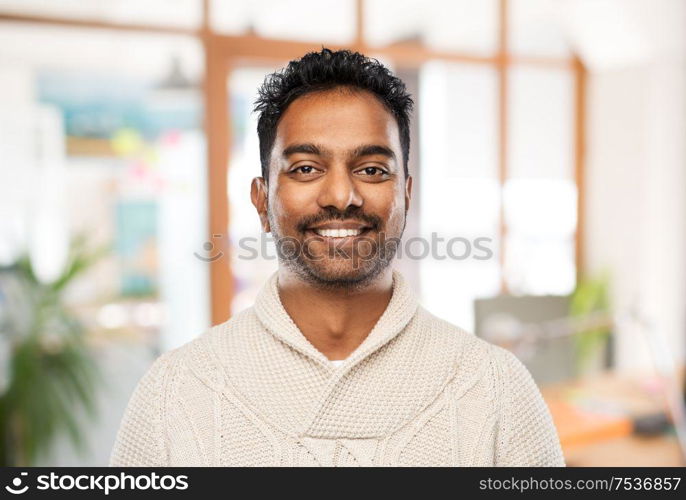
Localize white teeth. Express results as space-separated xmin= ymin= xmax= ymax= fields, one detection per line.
xmin=314 ymin=228 xmax=362 ymax=238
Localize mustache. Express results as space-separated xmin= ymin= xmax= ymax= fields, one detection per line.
xmin=295 ymin=206 xmax=383 ymax=233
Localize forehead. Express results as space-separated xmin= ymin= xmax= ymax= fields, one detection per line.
xmin=273 ymin=89 xmax=401 ymax=156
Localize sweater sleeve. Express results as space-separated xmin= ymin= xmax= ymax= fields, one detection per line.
xmin=109 ymin=353 xmax=171 ymax=467
xmin=493 ymin=346 xmax=566 ymax=467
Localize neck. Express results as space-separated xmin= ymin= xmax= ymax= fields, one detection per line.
xmin=277 ymin=267 xmax=394 ymax=361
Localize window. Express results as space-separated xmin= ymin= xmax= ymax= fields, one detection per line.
xmin=214 ymin=0 xmax=581 ymax=328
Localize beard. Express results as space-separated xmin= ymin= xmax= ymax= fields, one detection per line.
xmin=268 ymin=206 xmax=405 ymax=291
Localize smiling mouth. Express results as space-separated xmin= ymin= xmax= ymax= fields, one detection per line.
xmin=313 ymin=228 xmax=364 ymax=238
xmin=305 ymin=223 xmax=373 ymax=239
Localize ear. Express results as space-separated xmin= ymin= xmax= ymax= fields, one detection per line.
xmin=404 ymin=174 xmax=413 ymax=214
xmin=250 ymin=177 xmax=271 ymax=233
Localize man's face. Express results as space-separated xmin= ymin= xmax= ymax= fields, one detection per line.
xmin=251 ymin=88 xmax=412 ymax=288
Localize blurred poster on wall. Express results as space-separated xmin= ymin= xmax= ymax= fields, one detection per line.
xmin=115 ymin=199 xmax=158 ymax=298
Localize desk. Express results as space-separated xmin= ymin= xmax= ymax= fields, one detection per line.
xmin=541 ymin=368 xmax=685 ymax=467
xmin=564 ymin=435 xmax=683 ymax=467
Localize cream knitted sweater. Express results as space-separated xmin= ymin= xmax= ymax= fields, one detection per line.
xmin=110 ymin=270 xmax=565 ymax=467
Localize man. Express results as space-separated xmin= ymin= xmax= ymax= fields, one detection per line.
xmin=110 ymin=49 xmax=565 ymax=467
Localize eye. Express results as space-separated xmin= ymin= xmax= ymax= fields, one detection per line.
xmin=357 ymin=166 xmax=388 ymax=177
xmin=290 ymin=165 xmax=319 ymax=175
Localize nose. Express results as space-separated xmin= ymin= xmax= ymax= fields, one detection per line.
xmin=316 ymin=165 xmax=363 ymax=211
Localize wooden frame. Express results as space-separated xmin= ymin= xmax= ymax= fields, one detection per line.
xmin=0 ymin=0 xmax=586 ymax=324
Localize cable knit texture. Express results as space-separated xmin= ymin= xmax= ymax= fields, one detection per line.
xmin=110 ymin=270 xmax=565 ymax=467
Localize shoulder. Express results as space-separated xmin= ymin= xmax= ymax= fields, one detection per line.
xmin=487 ymin=341 xmax=542 ymax=400
xmin=417 ymin=307 xmax=542 ymax=399
xmin=417 ymin=306 xmax=508 ymax=372
xmin=144 ymin=307 xmax=260 ymax=392
xmin=161 ymin=306 xmax=258 ymax=356
xmin=424 ymin=310 xmax=552 ymax=424
xmin=415 ymin=307 xmax=521 ymax=396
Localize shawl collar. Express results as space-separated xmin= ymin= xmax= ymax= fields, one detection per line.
xmin=253 ymin=268 xmax=419 ymax=367
xmin=186 ymin=268 xmax=467 ymax=438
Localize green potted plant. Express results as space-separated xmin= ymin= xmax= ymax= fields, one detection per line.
xmin=569 ymin=271 xmax=613 ymax=377
xmin=0 ymin=234 xmax=108 ymax=466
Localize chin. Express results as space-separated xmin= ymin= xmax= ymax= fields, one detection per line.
xmin=291 ymin=258 xmax=389 ymax=289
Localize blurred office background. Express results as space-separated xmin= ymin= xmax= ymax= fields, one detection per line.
xmin=0 ymin=0 xmax=684 ymax=466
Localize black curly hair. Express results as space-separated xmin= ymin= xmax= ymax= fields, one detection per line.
xmin=253 ymin=48 xmax=414 ymax=182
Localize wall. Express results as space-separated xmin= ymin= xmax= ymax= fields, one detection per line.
xmin=575 ymin=0 xmax=686 ymax=371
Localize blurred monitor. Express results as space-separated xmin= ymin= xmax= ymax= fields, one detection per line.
xmin=474 ymin=295 xmax=578 ymax=384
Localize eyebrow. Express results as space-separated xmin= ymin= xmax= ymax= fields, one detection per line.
xmin=282 ymin=143 xmax=327 ymax=159
xmin=349 ymin=144 xmax=396 ymax=161
xmin=281 ymin=143 xmax=396 ymax=162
